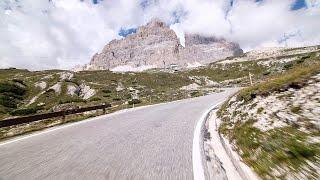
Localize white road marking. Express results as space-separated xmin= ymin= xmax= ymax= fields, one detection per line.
xmin=192 ymin=102 xmax=221 ymax=180
xmin=0 ymin=95 xmax=212 ymax=147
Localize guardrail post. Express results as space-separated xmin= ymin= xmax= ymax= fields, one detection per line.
xmin=62 ymin=111 xmax=66 ymax=122
xmin=102 ymin=103 xmax=106 ymax=114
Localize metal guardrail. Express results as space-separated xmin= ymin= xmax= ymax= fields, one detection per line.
xmin=0 ymin=103 xmax=111 ymax=128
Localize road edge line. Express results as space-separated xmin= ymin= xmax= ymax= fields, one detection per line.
xmin=0 ymin=92 xmax=227 ymax=147
xmin=193 ymin=102 xmax=221 ymax=180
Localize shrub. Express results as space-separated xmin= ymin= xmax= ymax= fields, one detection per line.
xmin=300 ymin=55 xmax=310 ymax=60
xmin=0 ymin=81 xmax=26 ymax=96
xmin=125 ymin=94 xmax=131 ymax=99
xmin=0 ymin=95 xmax=18 ymax=108
xmin=257 ymin=107 xmax=264 ymax=114
xmin=0 ymin=81 xmax=27 ymax=109
xmin=102 ymin=89 xmax=112 ymax=94
xmin=290 ymin=106 xmax=301 ymax=114
xmin=9 ymin=107 xmax=39 ymax=116
xmin=112 ymin=97 xmax=121 ymax=101
xmin=190 ymin=91 xmax=201 ymax=97
xmin=59 ymin=98 xmax=86 ymax=104
xmin=128 ymin=99 xmax=141 ymax=105
xmin=283 ymin=63 xmax=293 ymax=70
xmin=12 ymin=79 xmax=27 ymax=86
xmin=90 ymin=97 xmax=101 ymax=102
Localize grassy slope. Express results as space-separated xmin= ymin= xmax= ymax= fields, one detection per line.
xmin=218 ymin=54 xmax=320 ymax=179
xmin=0 ymin=47 xmax=319 ymax=120
xmin=0 ymin=46 xmax=319 ymax=141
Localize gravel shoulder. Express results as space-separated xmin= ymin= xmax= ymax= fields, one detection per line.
xmin=204 ymin=108 xmax=259 ymax=180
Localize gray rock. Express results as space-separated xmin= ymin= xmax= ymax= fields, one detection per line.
xmin=79 ymin=19 xmax=243 ymax=71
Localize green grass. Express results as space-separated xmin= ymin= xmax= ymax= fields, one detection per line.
xmin=257 ymin=107 xmax=264 ymax=114
xmin=1 ymin=47 xmax=316 ymax=121
xmin=290 ymin=106 xmax=302 ymax=114
xmin=220 ymin=119 xmax=320 ymax=178
xmin=218 ymin=55 xmax=320 ymax=179
xmin=0 ymin=80 xmax=27 ymax=110
xmin=183 ymin=60 xmax=268 ymax=83
xmin=128 ymin=99 xmax=141 ymax=105
xmin=9 ymin=106 xmax=41 ymax=116
xmin=59 ymin=97 xmax=86 ymax=104
xmin=237 ymin=60 xmax=320 ymax=102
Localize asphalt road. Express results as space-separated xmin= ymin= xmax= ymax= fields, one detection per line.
xmin=0 ymin=89 xmax=237 ymax=180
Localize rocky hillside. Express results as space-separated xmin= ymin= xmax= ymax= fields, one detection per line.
xmin=0 ymin=45 xmax=319 ymax=139
xmin=1 ymin=45 xmax=318 ymax=121
xmin=77 ymin=19 xmax=243 ymax=71
xmin=217 ymin=53 xmax=320 ymax=179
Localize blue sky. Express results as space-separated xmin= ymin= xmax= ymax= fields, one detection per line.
xmin=118 ymin=0 xmax=309 ymax=37
xmin=291 ymin=0 xmax=307 ymax=10
xmin=256 ymin=0 xmax=306 ymax=10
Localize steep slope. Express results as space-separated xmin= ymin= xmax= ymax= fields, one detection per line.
xmin=78 ymin=19 xmax=243 ymax=71
xmin=0 ymin=45 xmax=318 ymax=140
xmin=217 ymin=55 xmax=320 ymax=179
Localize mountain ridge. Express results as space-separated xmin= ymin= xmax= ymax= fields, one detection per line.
xmin=76 ymin=19 xmax=243 ymax=71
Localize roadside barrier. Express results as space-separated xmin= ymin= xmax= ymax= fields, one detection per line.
xmin=0 ymin=103 xmax=111 ymax=128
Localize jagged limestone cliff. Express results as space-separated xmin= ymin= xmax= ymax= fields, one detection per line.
xmin=78 ymin=19 xmax=243 ymax=71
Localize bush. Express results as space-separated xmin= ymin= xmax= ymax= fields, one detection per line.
xmin=290 ymin=106 xmax=301 ymax=114
xmin=102 ymin=89 xmax=112 ymax=94
xmin=128 ymin=99 xmax=141 ymax=105
xmin=125 ymin=94 xmax=132 ymax=99
xmin=257 ymin=107 xmax=264 ymax=114
xmin=283 ymin=63 xmax=293 ymax=70
xmin=112 ymin=97 xmax=121 ymax=101
xmin=59 ymin=98 xmax=86 ymax=104
xmin=0 ymin=81 xmax=27 ymax=108
xmin=12 ymin=79 xmax=27 ymax=86
xmin=9 ymin=107 xmax=39 ymax=116
xmin=300 ymin=55 xmax=310 ymax=60
xmin=0 ymin=94 xmax=19 ymax=108
xmin=0 ymin=81 xmax=26 ymax=96
xmin=190 ymin=91 xmax=201 ymax=97
xmin=90 ymin=97 xmax=101 ymax=102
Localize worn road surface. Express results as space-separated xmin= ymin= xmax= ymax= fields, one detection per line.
xmin=0 ymin=89 xmax=237 ymax=180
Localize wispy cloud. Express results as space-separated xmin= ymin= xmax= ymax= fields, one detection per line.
xmin=0 ymin=0 xmax=319 ymax=70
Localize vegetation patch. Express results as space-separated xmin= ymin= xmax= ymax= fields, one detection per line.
xmin=59 ymin=97 xmax=86 ymax=104
xmin=128 ymin=99 xmax=141 ymax=105
xmin=89 ymin=97 xmax=101 ymax=102
xmin=9 ymin=106 xmax=42 ymax=116
xmin=0 ymin=81 xmax=27 ymax=111
xmin=218 ymin=55 xmax=320 ymax=179
xmin=237 ymin=59 xmax=320 ymax=102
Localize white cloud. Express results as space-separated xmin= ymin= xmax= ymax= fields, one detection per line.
xmin=0 ymin=0 xmax=119 ymax=70
xmin=226 ymin=0 xmax=320 ymax=50
xmin=170 ymin=23 xmax=185 ymax=47
xmin=0 ymin=0 xmax=319 ymax=70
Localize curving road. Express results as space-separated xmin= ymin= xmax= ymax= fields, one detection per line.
xmin=0 ymin=89 xmax=237 ymax=180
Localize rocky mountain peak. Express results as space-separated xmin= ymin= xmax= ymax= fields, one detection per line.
xmin=77 ymin=20 xmax=243 ymax=72
xmin=184 ymin=34 xmax=219 ymax=46
xmin=145 ymin=18 xmax=166 ymax=28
